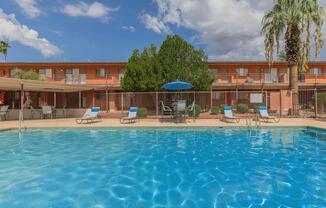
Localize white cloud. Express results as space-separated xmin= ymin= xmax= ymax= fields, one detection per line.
xmin=122 ymin=25 xmax=135 ymax=32
xmin=141 ymin=0 xmax=268 ymax=60
xmin=0 ymin=9 xmax=62 ymax=57
xmin=14 ymin=0 xmax=41 ymax=18
xmin=61 ymin=1 xmax=118 ymax=21
xmin=140 ymin=13 xmax=171 ymax=34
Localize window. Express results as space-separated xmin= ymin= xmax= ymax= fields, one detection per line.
xmin=236 ymin=68 xmax=248 ymax=76
xmin=238 ymin=93 xmax=249 ymax=100
xmin=212 ymin=92 xmax=223 ymax=100
xmin=279 ymin=68 xmax=289 ymax=81
xmin=253 ymin=68 xmax=260 ymax=80
xmin=309 ymin=68 xmax=323 ymax=76
xmin=79 ymin=69 xmax=87 ymax=84
xmin=96 ymin=68 xmax=108 ymax=77
xmin=210 ymin=69 xmax=218 ymax=83
xmin=221 ymin=68 xmax=228 ymax=80
xmin=54 ymin=69 xmax=62 ymax=81
xmin=39 ymin=68 xmax=52 ymax=80
xmin=119 ymin=69 xmax=125 ymax=82
xmin=65 ymin=69 xmax=73 ymax=84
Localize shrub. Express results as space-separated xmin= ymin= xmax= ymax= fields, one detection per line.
xmin=205 ymin=105 xmax=210 ymax=112
xmin=317 ymin=93 xmax=326 ymax=103
xmin=249 ymin=103 xmax=260 ymax=113
xmin=210 ymin=106 xmax=220 ymax=114
xmin=219 ymin=104 xmax=226 ymax=113
xmin=237 ymin=104 xmax=249 ymax=114
xmin=188 ymin=104 xmax=201 ymax=117
xmin=137 ymin=107 xmax=148 ymax=118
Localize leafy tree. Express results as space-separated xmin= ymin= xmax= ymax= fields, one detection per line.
xmin=261 ymin=0 xmax=325 ymax=115
xmin=122 ymin=35 xmax=213 ymax=91
xmin=11 ymin=68 xmax=25 ymax=79
xmin=158 ymin=35 xmax=213 ymax=91
xmin=0 ymin=40 xmax=10 ymax=62
xmin=122 ymin=45 xmax=160 ymax=91
xmin=22 ymin=70 xmax=39 ymax=80
xmin=11 ymin=67 xmax=39 ymax=80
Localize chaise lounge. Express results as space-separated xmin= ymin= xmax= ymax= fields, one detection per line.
xmin=120 ymin=107 xmax=138 ymax=124
xmin=222 ymin=106 xmax=240 ymax=123
xmin=76 ymin=107 xmax=101 ymax=124
xmin=258 ymin=106 xmax=280 ymax=123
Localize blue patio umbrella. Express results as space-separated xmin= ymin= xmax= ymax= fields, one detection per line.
xmin=161 ymin=80 xmax=193 ymax=91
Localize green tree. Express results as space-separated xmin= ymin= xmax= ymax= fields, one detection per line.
xmin=121 ymin=44 xmax=160 ymax=91
xmin=0 ymin=41 xmax=11 ymax=62
xmin=11 ymin=68 xmax=25 ymax=79
xmin=11 ymin=67 xmax=39 ymax=80
xmin=22 ymin=70 xmax=39 ymax=80
xmin=158 ymin=35 xmax=213 ymax=91
xmin=261 ymin=0 xmax=325 ymax=115
xmin=122 ymin=35 xmax=213 ymax=91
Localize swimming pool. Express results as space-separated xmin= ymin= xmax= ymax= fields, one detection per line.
xmin=0 ymin=127 xmax=325 ymax=207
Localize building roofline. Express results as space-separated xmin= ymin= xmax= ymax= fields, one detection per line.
xmin=0 ymin=61 xmax=326 ymax=65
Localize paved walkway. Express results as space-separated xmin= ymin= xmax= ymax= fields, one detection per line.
xmin=0 ymin=118 xmax=325 ymax=131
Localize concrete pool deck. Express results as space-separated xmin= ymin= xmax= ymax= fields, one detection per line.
xmin=0 ymin=118 xmax=325 ymax=131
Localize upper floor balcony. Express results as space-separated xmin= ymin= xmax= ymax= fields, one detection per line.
xmin=210 ymin=67 xmax=326 ymax=88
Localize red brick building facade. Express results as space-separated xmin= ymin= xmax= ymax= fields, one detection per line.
xmin=0 ymin=61 xmax=325 ymax=115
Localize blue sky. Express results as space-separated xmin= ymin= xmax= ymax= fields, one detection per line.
xmin=0 ymin=0 xmax=325 ymax=62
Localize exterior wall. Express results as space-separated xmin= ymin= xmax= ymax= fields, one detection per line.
xmin=1 ymin=61 xmax=326 ymax=114
xmin=1 ymin=61 xmax=326 ymax=88
xmin=0 ymin=62 xmax=126 ymax=87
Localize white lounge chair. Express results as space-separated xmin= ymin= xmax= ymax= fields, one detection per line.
xmin=0 ymin=105 xmax=9 ymax=120
xmin=223 ymin=106 xmax=240 ymax=123
xmin=120 ymin=107 xmax=138 ymax=124
xmin=76 ymin=107 xmax=101 ymax=124
xmin=258 ymin=106 xmax=280 ymax=123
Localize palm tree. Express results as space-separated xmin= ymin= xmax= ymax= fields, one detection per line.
xmin=0 ymin=40 xmax=11 ymax=62
xmin=261 ymin=0 xmax=324 ymax=115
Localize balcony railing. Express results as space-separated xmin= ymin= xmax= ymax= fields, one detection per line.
xmin=211 ymin=73 xmax=290 ymax=85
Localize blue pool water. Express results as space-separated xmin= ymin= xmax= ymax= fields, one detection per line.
xmin=0 ymin=127 xmax=325 ymax=208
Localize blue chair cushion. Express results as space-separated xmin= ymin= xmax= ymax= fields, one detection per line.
xmin=259 ymin=106 xmax=267 ymax=110
xmin=130 ymin=107 xmax=138 ymax=112
xmin=91 ymin=107 xmax=100 ymax=112
xmin=224 ymin=106 xmax=232 ymax=110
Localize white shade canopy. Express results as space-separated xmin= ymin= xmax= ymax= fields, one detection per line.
xmin=0 ymin=77 xmax=93 ymax=92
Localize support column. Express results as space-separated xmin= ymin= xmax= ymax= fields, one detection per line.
xmin=54 ymin=92 xmax=57 ymax=108
xmin=156 ymin=92 xmax=159 ymax=118
xmin=121 ymin=92 xmax=124 ymax=113
xmin=19 ymin=84 xmax=24 ymax=131
xmin=265 ymin=91 xmax=268 ymax=108
xmin=315 ymin=88 xmax=318 ymax=118
xmin=78 ymin=91 xmax=81 ymax=108
xmin=92 ymin=90 xmax=95 ymax=107
xmin=193 ymin=91 xmax=196 ymax=121
xmin=106 ymin=89 xmax=109 ymax=112
xmin=210 ymin=87 xmax=213 ymax=112
xmin=224 ymin=91 xmax=227 ymax=105
xmin=279 ymin=90 xmax=282 ymax=117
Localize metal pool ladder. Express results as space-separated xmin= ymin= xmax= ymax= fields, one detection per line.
xmin=246 ymin=114 xmax=261 ymax=129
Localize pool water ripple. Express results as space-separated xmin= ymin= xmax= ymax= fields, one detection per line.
xmin=0 ymin=127 xmax=325 ymax=208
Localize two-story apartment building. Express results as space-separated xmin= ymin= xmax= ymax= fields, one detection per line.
xmin=0 ymin=61 xmax=325 ymax=114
